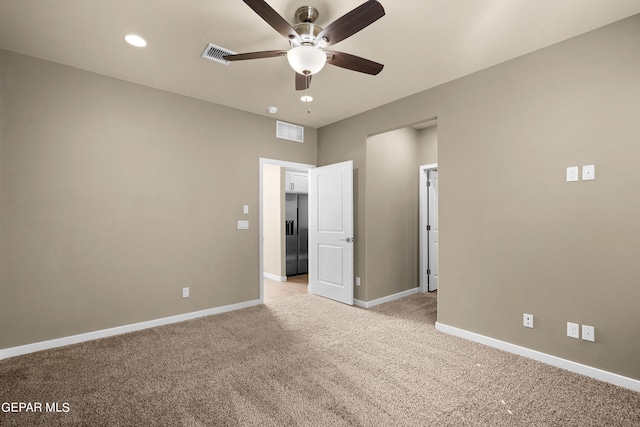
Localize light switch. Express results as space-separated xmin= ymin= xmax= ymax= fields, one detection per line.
xmin=582 ymin=165 xmax=595 ymax=181
xmin=567 ymin=322 xmax=580 ymax=339
xmin=237 ymin=220 xmax=249 ymax=230
xmin=243 ymin=205 xmax=249 ymax=214
xmin=566 ymin=166 xmax=579 ymax=182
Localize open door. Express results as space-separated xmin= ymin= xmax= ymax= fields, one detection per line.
xmin=427 ymin=170 xmax=438 ymax=291
xmin=308 ymin=161 xmax=354 ymax=305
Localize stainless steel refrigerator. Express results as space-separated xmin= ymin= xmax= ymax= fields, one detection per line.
xmin=285 ymin=193 xmax=308 ymax=276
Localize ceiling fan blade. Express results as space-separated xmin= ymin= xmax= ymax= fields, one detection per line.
xmin=316 ymin=1 xmax=385 ymax=47
xmin=326 ymin=51 xmax=384 ymax=75
xmin=242 ymin=0 xmax=301 ymax=42
xmin=224 ymin=50 xmax=287 ymax=61
xmin=295 ymin=73 xmax=312 ymax=91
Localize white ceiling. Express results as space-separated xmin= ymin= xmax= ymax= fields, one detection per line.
xmin=1 ymin=1 xmax=639 ymax=128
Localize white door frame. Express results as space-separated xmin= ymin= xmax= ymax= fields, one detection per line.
xmin=259 ymin=158 xmax=315 ymax=303
xmin=419 ymin=163 xmax=438 ymax=293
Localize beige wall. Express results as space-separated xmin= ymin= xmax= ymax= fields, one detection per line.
xmin=417 ymin=126 xmax=438 ymax=164
xmin=262 ymin=165 xmax=285 ymax=278
xmin=0 ymin=50 xmax=317 ymax=348
xmin=318 ymin=15 xmax=640 ymax=379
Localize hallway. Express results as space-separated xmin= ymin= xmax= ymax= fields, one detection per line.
xmin=263 ymin=275 xmax=308 ymax=304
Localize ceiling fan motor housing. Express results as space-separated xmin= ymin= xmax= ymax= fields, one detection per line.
xmin=292 ymin=7 xmax=322 ymax=46
xmin=292 ymin=22 xmax=322 ymax=45
xmin=295 ymin=6 xmax=319 ymax=24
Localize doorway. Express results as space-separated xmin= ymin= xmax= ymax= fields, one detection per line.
xmin=259 ymin=158 xmax=356 ymax=305
xmin=260 ymin=159 xmax=314 ymax=303
xmin=365 ymin=121 xmax=437 ymax=303
xmin=420 ymin=164 xmax=438 ymax=293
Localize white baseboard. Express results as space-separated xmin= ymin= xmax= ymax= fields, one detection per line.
xmin=436 ymin=322 xmax=640 ymax=393
xmin=0 ymin=299 xmax=262 ymax=360
xmin=263 ymin=272 xmax=287 ymax=282
xmin=355 ymin=287 xmax=419 ymax=309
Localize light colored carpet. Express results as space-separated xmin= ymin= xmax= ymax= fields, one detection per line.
xmin=1 ymin=293 xmax=639 ymax=426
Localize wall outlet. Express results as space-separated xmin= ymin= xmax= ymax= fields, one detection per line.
xmin=523 ymin=313 xmax=533 ymax=328
xmin=182 ymin=287 xmax=189 ymax=298
xmin=582 ymin=325 xmax=595 ymax=342
xmin=567 ymin=322 xmax=580 ymax=339
xmin=566 ymin=166 xmax=579 ymax=182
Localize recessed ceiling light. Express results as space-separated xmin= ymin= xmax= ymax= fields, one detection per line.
xmin=300 ymin=95 xmax=313 ymax=103
xmin=124 ymin=34 xmax=147 ymax=47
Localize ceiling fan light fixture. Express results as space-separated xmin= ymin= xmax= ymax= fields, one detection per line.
xmin=287 ymin=45 xmax=326 ymax=75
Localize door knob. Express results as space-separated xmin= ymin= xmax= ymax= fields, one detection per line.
xmin=341 ymin=237 xmax=355 ymax=243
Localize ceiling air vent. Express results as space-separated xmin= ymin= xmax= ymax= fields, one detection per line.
xmin=277 ymin=121 xmax=304 ymax=143
xmin=201 ymin=43 xmax=236 ymax=65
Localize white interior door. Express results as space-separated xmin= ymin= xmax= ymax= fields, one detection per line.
xmin=308 ymin=161 xmax=354 ymax=305
xmin=428 ymin=170 xmax=438 ymax=291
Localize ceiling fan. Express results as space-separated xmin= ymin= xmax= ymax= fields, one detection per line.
xmin=223 ymin=0 xmax=385 ymax=90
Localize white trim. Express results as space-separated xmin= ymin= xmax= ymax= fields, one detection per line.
xmin=419 ymin=163 xmax=437 ymax=293
xmin=259 ymin=158 xmax=315 ymax=303
xmin=0 ymin=299 xmax=261 ymax=360
xmin=263 ymin=272 xmax=287 ymax=282
xmin=355 ymin=287 xmax=419 ymax=309
xmin=435 ymin=322 xmax=640 ymax=393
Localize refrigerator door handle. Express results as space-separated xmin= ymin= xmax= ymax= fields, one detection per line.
xmin=286 ymin=220 xmax=295 ymax=236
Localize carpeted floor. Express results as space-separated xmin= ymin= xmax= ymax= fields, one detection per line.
xmin=1 ymin=293 xmax=639 ymax=426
